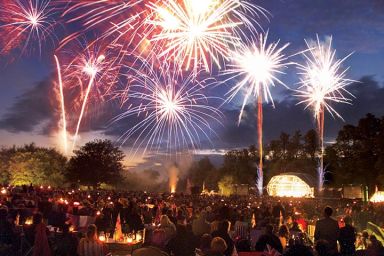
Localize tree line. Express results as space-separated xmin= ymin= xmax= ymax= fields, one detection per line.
xmin=1 ymin=113 xmax=384 ymax=191
xmin=186 ymin=113 xmax=384 ymax=191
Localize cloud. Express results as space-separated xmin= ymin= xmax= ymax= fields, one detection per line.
xmin=0 ymin=78 xmax=56 ymax=133
xmin=1 ymin=75 xmax=384 ymax=156
xmin=215 ymin=76 xmax=384 ymax=148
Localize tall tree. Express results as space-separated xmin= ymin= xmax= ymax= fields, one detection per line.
xmin=66 ymin=139 xmax=125 ymax=188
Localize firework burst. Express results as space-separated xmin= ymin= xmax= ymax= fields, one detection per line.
xmin=145 ymin=0 xmax=267 ymax=73
xmin=224 ymin=32 xmax=290 ymax=123
xmin=112 ymin=56 xmax=223 ymax=156
xmin=223 ymin=32 xmax=290 ymax=195
xmin=59 ymin=41 xmax=121 ymax=150
xmin=295 ymin=35 xmax=354 ymax=192
xmin=0 ymin=0 xmax=56 ymax=56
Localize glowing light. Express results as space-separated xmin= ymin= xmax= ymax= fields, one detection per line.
xmin=295 ymin=35 xmax=354 ymax=192
xmin=224 ymin=32 xmax=290 ymax=123
xmin=147 ymin=0 xmax=243 ymax=72
xmin=1 ymin=188 xmax=6 ymax=195
xmin=99 ymin=234 xmax=106 ymax=242
xmin=67 ymin=48 xmax=111 ymax=150
xmin=25 ymin=217 xmax=33 ymax=225
xmin=54 ymin=55 xmax=69 ymax=155
xmin=370 ymin=191 xmax=384 ymax=203
xmin=267 ymin=174 xmax=314 ymax=198
xmin=224 ymin=32 xmax=290 ymax=195
xmin=295 ymin=35 xmax=354 ymax=121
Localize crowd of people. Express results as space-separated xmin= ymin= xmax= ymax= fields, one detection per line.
xmin=1 ymin=184 xmax=384 ymax=256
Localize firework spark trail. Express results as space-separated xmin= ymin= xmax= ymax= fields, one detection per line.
xmin=295 ymin=35 xmax=354 ymax=192
xmin=111 ymin=56 xmax=223 ymax=157
xmin=223 ymin=32 xmax=290 ymax=195
xmin=54 ymin=54 xmax=68 ymax=155
xmin=59 ymin=0 xmax=143 ymax=55
xmin=0 ymin=0 xmax=56 ymax=56
xmin=146 ymin=0 xmax=252 ymax=73
xmin=71 ymin=54 xmax=106 ymax=150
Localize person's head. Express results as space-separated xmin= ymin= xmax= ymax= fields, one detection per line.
xmin=160 ymin=215 xmax=171 ymax=226
xmin=211 ymin=237 xmax=227 ymax=254
xmin=33 ymin=212 xmax=43 ymax=224
xmin=343 ymin=216 xmax=352 ymax=225
xmin=323 ymin=206 xmax=333 ymax=218
xmin=86 ymin=224 xmax=97 ymax=240
xmin=151 ymin=229 xmax=167 ymax=248
xmin=278 ymin=225 xmax=289 ymax=238
xmin=199 ymin=233 xmax=212 ymax=252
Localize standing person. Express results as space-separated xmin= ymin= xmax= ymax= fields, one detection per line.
xmin=77 ymin=224 xmax=108 ymax=256
xmin=339 ymin=216 xmax=356 ymax=256
xmin=314 ymin=206 xmax=340 ymax=255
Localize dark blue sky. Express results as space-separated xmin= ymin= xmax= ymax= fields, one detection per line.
xmin=1 ymin=0 xmax=384 ymax=169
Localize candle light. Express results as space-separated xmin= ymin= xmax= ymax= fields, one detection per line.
xmin=25 ymin=217 xmax=33 ymax=225
xmin=136 ymin=233 xmax=142 ymax=241
xmin=127 ymin=237 xmax=133 ymax=243
xmin=99 ymin=235 xmax=105 ymax=242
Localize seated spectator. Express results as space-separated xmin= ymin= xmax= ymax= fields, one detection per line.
xmin=356 ymin=231 xmax=368 ymax=250
xmin=192 ymin=210 xmax=211 ymax=237
xmin=166 ymin=218 xmax=197 ymax=256
xmin=31 ymin=212 xmax=52 ymax=256
xmin=77 ymin=224 xmax=107 ymax=256
xmin=289 ymin=221 xmax=302 ymax=237
xmin=207 ymin=237 xmax=227 ymax=256
xmin=211 ymin=221 xmax=235 ymax=256
xmin=159 ymin=215 xmax=176 ymax=242
xmin=195 ymin=234 xmax=212 ymax=256
xmin=132 ymin=229 xmax=169 ymax=256
xmin=255 ymin=224 xmax=283 ymax=254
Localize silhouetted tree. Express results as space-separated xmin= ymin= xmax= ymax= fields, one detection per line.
xmin=66 ymin=139 xmax=125 ymax=188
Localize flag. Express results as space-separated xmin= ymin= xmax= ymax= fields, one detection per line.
xmin=114 ymin=213 xmax=123 ymax=241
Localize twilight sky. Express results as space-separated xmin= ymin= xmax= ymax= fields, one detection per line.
xmin=1 ymin=0 xmax=384 ymax=170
